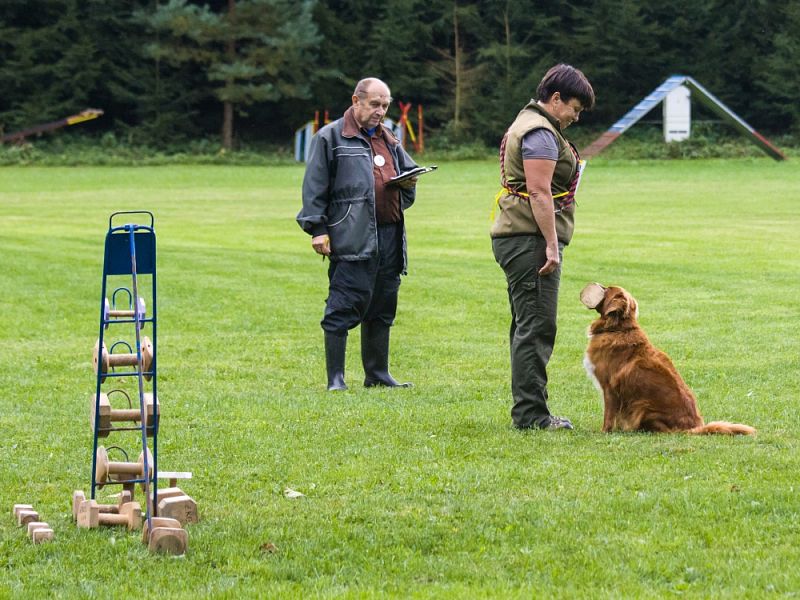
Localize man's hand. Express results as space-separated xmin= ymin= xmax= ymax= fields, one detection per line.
xmin=312 ymin=234 xmax=331 ymax=256
xmin=396 ymin=176 xmax=418 ymax=190
xmin=538 ymin=241 xmax=560 ymax=275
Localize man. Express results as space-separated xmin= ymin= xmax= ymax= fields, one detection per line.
xmin=490 ymin=64 xmax=595 ymax=430
xmin=297 ymin=78 xmax=418 ymax=391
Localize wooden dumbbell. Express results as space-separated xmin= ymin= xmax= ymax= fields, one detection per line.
xmin=93 ymin=337 xmax=153 ymax=383
xmin=17 ymin=509 xmax=40 ymax=527
xmin=580 ymin=282 xmax=607 ymax=309
xmin=95 ymin=446 xmax=153 ymax=489
xmin=104 ymin=296 xmax=146 ymax=328
xmin=27 ymin=521 xmax=50 ymax=536
xmin=31 ymin=528 xmax=54 ymax=544
xmin=157 ymin=494 xmax=198 ymax=526
xmin=142 ymin=517 xmax=188 ymax=555
xmin=72 ymin=490 xmax=132 ymax=521
xmin=154 ymin=487 xmax=185 ymax=503
xmin=89 ymin=392 xmax=159 ymax=437
xmin=28 ymin=521 xmax=54 ymax=543
xmin=77 ymin=500 xmax=142 ymax=530
xmin=12 ymin=504 xmax=33 ymax=518
xmin=141 ymin=517 xmax=181 ymax=543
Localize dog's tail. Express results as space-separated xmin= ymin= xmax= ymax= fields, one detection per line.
xmin=688 ymin=421 xmax=756 ymax=436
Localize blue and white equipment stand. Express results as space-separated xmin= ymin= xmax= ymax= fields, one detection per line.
xmin=90 ymin=211 xmax=159 ymax=534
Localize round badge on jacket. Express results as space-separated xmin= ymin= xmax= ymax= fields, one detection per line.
xmin=373 ymin=155 xmax=386 ymax=167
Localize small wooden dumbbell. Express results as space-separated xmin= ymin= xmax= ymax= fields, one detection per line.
xmin=17 ymin=509 xmax=40 ymax=527
xmin=580 ymin=282 xmax=607 ymax=309
xmin=12 ymin=504 xmax=33 ymax=518
xmin=157 ymin=495 xmax=198 ymax=526
xmin=89 ymin=392 xmax=159 ymax=437
xmin=103 ymin=296 xmax=146 ymax=328
xmin=27 ymin=522 xmax=49 ymax=536
xmin=77 ymin=500 xmax=142 ymax=530
xmin=31 ymin=528 xmax=54 ymax=544
xmin=72 ymin=490 xmax=132 ymax=521
xmin=142 ymin=517 xmax=188 ymax=555
xmin=27 ymin=522 xmax=53 ymax=543
xmin=13 ymin=504 xmax=34 ymax=525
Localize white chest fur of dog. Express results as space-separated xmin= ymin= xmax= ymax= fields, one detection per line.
xmin=583 ymin=327 xmax=602 ymax=393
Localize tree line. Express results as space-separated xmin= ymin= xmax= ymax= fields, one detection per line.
xmin=1 ymin=0 xmax=798 ymax=150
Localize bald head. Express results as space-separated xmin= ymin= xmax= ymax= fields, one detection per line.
xmin=353 ymin=78 xmax=391 ymax=100
xmin=351 ymin=77 xmax=393 ymax=130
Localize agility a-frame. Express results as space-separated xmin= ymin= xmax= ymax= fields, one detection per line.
xmin=582 ymin=75 xmax=786 ymax=160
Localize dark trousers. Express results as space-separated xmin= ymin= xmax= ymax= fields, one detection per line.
xmin=322 ymin=223 xmax=402 ymax=335
xmin=492 ymin=235 xmax=563 ymax=429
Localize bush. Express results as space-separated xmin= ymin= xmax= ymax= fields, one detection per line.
xmin=0 ymin=133 xmax=297 ymax=166
xmin=1 ymin=123 xmax=797 ymax=166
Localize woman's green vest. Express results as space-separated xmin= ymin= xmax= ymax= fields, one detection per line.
xmin=490 ymin=101 xmax=578 ymax=244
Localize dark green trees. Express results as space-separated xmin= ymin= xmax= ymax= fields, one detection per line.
xmin=143 ymin=0 xmax=321 ymax=148
xmin=1 ymin=0 xmax=797 ymax=147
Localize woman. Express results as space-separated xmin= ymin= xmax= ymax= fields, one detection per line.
xmin=490 ymin=64 xmax=595 ymax=431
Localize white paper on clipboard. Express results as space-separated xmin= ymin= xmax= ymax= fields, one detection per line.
xmin=388 ymin=165 xmax=438 ymax=185
xmin=573 ymin=160 xmax=587 ymax=196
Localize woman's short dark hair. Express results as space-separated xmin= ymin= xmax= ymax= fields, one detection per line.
xmin=536 ymin=64 xmax=595 ymax=110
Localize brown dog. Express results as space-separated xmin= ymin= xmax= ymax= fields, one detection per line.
xmin=581 ymin=283 xmax=755 ymax=435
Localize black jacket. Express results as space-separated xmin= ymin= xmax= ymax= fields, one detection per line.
xmin=297 ymin=109 xmax=418 ymax=269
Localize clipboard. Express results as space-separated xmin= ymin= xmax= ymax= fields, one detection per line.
xmin=388 ymin=165 xmax=438 ymax=184
xmin=573 ymin=160 xmax=587 ymax=196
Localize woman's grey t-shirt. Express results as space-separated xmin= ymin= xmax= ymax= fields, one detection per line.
xmin=521 ymin=128 xmax=558 ymax=160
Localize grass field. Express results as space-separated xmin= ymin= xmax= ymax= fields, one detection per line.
xmin=1 ymin=158 xmax=799 ymax=598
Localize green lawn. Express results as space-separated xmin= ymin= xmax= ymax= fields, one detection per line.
xmin=1 ymin=158 xmax=798 ymax=598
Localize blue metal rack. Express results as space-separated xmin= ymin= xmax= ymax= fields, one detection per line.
xmin=90 ymin=211 xmax=159 ymax=533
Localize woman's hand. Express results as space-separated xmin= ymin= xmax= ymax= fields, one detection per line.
xmin=539 ymin=241 xmax=560 ymax=275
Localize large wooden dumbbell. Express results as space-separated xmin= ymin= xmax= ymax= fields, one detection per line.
xmin=153 ymin=487 xmax=199 ymax=525
xmin=93 ymin=337 xmax=153 ymax=383
xmin=72 ymin=490 xmax=132 ymax=521
xmin=142 ymin=517 xmax=188 ymax=555
xmin=95 ymin=446 xmax=153 ymax=489
xmin=89 ymin=392 xmax=159 ymax=437
xmin=157 ymin=493 xmax=198 ymax=526
xmin=77 ymin=500 xmax=142 ymax=530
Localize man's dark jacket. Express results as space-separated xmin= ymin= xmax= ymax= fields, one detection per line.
xmin=297 ymin=110 xmax=418 ymax=272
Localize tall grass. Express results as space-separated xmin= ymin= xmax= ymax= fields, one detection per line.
xmin=0 ymin=158 xmax=798 ymax=597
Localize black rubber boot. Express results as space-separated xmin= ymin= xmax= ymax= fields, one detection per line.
xmin=324 ymin=332 xmax=348 ymax=391
xmin=361 ymin=321 xmax=412 ymax=388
